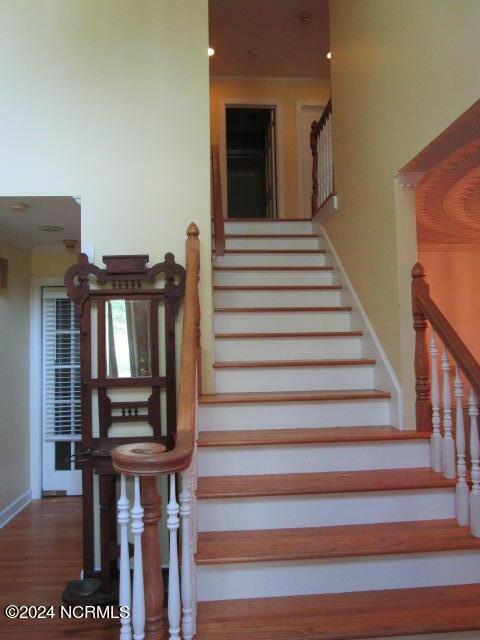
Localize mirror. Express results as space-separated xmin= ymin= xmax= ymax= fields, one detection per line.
xmin=105 ymin=300 xmax=152 ymax=378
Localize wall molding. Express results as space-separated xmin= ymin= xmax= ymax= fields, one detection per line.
xmin=0 ymin=489 xmax=32 ymax=529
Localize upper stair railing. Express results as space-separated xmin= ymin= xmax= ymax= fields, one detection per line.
xmin=112 ymin=223 xmax=201 ymax=640
xmin=310 ymin=99 xmax=334 ymax=215
xmin=412 ymin=263 xmax=480 ymax=535
xmin=211 ymin=145 xmax=225 ymax=257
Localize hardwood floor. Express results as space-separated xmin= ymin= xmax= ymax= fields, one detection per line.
xmin=0 ymin=497 xmax=118 ymax=639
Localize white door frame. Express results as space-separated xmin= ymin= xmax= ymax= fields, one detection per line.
xmin=30 ymin=276 xmax=66 ymax=499
xmin=219 ymin=98 xmax=286 ymax=218
xmin=296 ymin=100 xmax=326 ymax=218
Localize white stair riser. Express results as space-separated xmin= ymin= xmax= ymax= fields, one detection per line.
xmin=215 ymin=336 xmax=363 ymax=361
xmin=214 ymin=310 xmax=351 ymax=333
xmin=215 ymin=365 xmax=375 ymax=393
xmin=225 ymin=236 xmax=321 ymax=250
xmin=215 ymin=253 xmax=327 ymax=267
xmin=225 ymin=221 xmax=313 ymax=235
xmin=197 ymin=489 xmax=455 ymax=531
xmin=214 ymin=289 xmax=342 ymax=308
xmin=197 ymin=550 xmax=480 ymax=601
xmin=198 ymin=441 xmax=430 ymax=476
xmin=198 ymin=399 xmax=390 ymax=430
xmin=214 ymin=269 xmax=335 ymax=286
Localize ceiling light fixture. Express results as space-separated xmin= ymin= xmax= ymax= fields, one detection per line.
xmin=326 ymin=51 xmax=332 ymax=60
xmin=39 ymin=225 xmax=64 ymax=233
xmin=208 ymin=47 xmax=215 ymax=57
xmin=9 ymin=202 xmax=29 ymax=213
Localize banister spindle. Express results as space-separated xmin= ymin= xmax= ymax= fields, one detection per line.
xmin=131 ymin=476 xmax=145 ymax=640
xmin=429 ymin=331 xmax=442 ymax=471
xmin=180 ymin=467 xmax=194 ymax=640
xmin=469 ymin=391 xmax=480 ymax=536
xmin=454 ymin=367 xmax=469 ymax=525
xmin=167 ymin=474 xmax=181 ymax=640
xmin=441 ymin=350 xmax=455 ymax=479
xmin=118 ymin=474 xmax=132 ymax=640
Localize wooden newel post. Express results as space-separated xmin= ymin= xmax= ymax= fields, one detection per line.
xmin=412 ymin=263 xmax=432 ymax=432
xmin=310 ymin=121 xmax=319 ymax=216
xmin=141 ymin=475 xmax=165 ymax=640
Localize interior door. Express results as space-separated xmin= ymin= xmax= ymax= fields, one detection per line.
xmin=42 ymin=288 xmax=82 ymax=496
xmin=299 ymin=104 xmax=323 ymax=217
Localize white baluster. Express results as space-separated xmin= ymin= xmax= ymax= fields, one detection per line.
xmin=469 ymin=391 xmax=480 ymax=536
xmin=131 ymin=476 xmax=145 ymax=640
xmin=167 ymin=474 xmax=181 ymax=640
xmin=441 ymin=350 xmax=456 ymax=479
xmin=429 ymin=331 xmax=442 ymax=472
xmin=454 ymin=368 xmax=469 ymax=525
xmin=180 ymin=467 xmax=194 ymax=640
xmin=118 ymin=475 xmax=132 ymax=640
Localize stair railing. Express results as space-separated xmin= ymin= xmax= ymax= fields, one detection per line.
xmin=112 ymin=223 xmax=201 ymax=640
xmin=211 ymin=145 xmax=225 ymax=257
xmin=412 ymin=263 xmax=480 ymax=535
xmin=310 ymin=98 xmax=334 ymax=215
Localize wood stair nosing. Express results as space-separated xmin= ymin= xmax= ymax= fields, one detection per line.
xmin=197 ymin=426 xmax=430 ymax=448
xmin=196 ymin=467 xmax=455 ymax=499
xmin=214 ymin=331 xmax=363 ymax=339
xmin=195 ymin=584 xmax=480 ymax=640
xmin=196 ymin=519 xmax=480 ymax=565
xmin=199 ymin=389 xmax=391 ymax=405
xmin=213 ymin=358 xmax=376 ymax=370
xmin=213 ymin=266 xmax=334 ymax=271
xmin=214 ymin=285 xmax=342 ymax=291
xmin=214 ymin=306 xmax=352 ymax=313
xmin=223 ymin=233 xmax=318 ymax=239
xmin=223 ymin=249 xmax=326 ymax=255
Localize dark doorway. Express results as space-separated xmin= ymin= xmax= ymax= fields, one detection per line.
xmin=226 ymin=106 xmax=277 ymax=219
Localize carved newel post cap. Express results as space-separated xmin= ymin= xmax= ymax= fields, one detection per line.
xmin=187 ymin=222 xmax=199 ymax=237
xmin=412 ymin=262 xmax=426 ymax=279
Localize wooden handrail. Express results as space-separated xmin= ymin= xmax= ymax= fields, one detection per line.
xmin=211 ymin=145 xmax=225 ymax=257
xmin=112 ymin=222 xmax=201 ymax=476
xmin=412 ymin=262 xmax=480 ymax=431
xmin=310 ymin=99 xmax=334 ymax=216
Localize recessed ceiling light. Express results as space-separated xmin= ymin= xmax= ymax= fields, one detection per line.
xmin=39 ymin=225 xmax=64 ymax=233
xmin=9 ymin=202 xmax=29 ymax=213
xmin=208 ymin=47 xmax=215 ymax=57
xmin=326 ymin=51 xmax=332 ymax=60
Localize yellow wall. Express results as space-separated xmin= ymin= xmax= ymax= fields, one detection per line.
xmin=0 ymin=241 xmax=31 ymax=513
xmin=0 ymin=0 xmax=213 ymax=389
xmin=327 ymin=0 xmax=480 ymax=425
xmin=210 ymin=77 xmax=330 ymax=217
xmin=31 ymin=253 xmax=77 ymax=278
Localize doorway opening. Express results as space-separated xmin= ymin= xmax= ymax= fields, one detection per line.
xmin=226 ymin=106 xmax=277 ymax=219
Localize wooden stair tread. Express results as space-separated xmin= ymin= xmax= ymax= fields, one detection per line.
xmin=223 ymin=249 xmax=326 ymax=254
xmin=213 ymin=359 xmax=376 ymax=369
xmin=214 ymin=285 xmax=341 ymax=290
xmin=198 ymin=426 xmax=430 ymax=448
xmin=224 ymin=233 xmax=318 ymax=238
xmin=199 ymin=389 xmax=391 ymax=405
xmin=213 ymin=266 xmax=334 ymax=271
xmin=195 ymin=584 xmax=480 ymax=639
xmin=196 ymin=519 xmax=480 ymax=564
xmin=214 ymin=306 xmax=352 ymax=313
xmin=215 ymin=331 xmax=363 ymax=339
xmin=197 ymin=468 xmax=454 ymax=499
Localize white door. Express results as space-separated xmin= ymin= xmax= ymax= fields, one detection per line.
xmin=298 ymin=104 xmax=324 ymax=217
xmin=42 ymin=288 xmax=82 ymax=496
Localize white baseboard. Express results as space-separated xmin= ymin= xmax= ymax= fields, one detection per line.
xmin=0 ymin=490 xmax=32 ymax=529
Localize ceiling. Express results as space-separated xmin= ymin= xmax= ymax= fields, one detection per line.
xmin=208 ymin=0 xmax=330 ymax=78
xmin=410 ymin=100 xmax=480 ymax=246
xmin=0 ymin=196 xmax=80 ymax=251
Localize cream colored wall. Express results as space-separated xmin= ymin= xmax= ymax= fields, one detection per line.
xmin=419 ymin=246 xmax=480 ymax=362
xmin=328 ymin=0 xmax=480 ymax=426
xmin=0 ymin=242 xmax=31 ymax=513
xmin=210 ymin=77 xmax=330 ymax=217
xmin=31 ymin=253 xmax=77 ymax=278
xmin=0 ymin=0 xmax=213 ymax=389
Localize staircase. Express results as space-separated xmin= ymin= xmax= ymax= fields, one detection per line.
xmin=194 ymin=219 xmax=480 ymax=639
